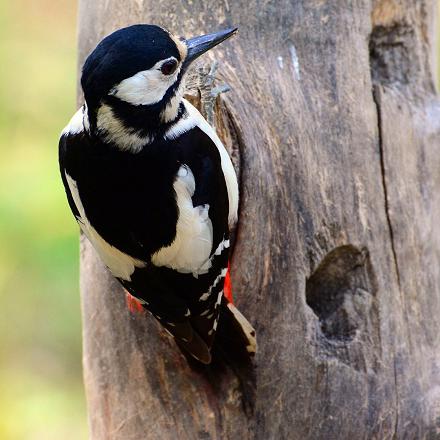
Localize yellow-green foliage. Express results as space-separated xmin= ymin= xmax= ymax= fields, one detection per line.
xmin=0 ymin=0 xmax=87 ymax=438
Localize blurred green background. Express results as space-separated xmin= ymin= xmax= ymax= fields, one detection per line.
xmin=0 ymin=1 xmax=439 ymax=439
xmin=0 ymin=0 xmax=86 ymax=439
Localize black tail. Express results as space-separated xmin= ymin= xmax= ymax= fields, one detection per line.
xmin=174 ymin=297 xmax=256 ymax=365
xmin=174 ymin=297 xmax=257 ymax=415
xmin=212 ymin=297 xmax=257 ymax=364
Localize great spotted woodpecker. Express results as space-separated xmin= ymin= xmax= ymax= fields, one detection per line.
xmin=59 ymin=24 xmax=256 ymax=364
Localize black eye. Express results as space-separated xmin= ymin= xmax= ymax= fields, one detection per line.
xmin=161 ymin=59 xmax=178 ymax=75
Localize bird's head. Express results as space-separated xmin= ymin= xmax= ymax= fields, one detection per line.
xmin=81 ymin=24 xmax=236 ymax=147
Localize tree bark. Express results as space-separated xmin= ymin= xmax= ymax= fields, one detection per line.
xmin=78 ymin=1 xmax=440 ymax=439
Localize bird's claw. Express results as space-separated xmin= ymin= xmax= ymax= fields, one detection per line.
xmin=196 ymin=60 xmax=230 ymax=127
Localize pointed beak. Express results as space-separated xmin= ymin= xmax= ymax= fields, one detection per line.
xmin=183 ymin=28 xmax=238 ymax=69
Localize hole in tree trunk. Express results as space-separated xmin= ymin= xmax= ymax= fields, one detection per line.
xmin=306 ymin=245 xmax=376 ymax=342
xmin=369 ymin=23 xmax=416 ymax=86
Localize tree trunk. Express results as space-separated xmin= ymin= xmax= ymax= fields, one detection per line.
xmin=78 ymin=1 xmax=440 ymax=439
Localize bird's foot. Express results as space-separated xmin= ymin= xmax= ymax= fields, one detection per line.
xmin=196 ymin=60 xmax=230 ymax=128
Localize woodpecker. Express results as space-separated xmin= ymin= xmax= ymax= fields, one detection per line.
xmin=59 ymin=24 xmax=256 ymax=364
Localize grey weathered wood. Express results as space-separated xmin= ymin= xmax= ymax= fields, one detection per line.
xmin=77 ymin=1 xmax=440 ymax=438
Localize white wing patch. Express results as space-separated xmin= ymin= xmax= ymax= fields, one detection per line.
xmin=214 ymin=238 xmax=230 ymax=256
xmin=199 ymin=267 xmax=228 ymax=302
xmin=152 ymin=165 xmax=213 ymax=276
xmin=65 ymin=173 xmax=146 ymax=281
xmin=165 ymin=99 xmax=239 ymax=227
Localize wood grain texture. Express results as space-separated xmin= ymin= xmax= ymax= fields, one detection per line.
xmin=77 ymin=1 xmax=440 ymax=438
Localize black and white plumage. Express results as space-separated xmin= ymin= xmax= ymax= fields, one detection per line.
xmin=59 ymin=24 xmax=256 ymax=364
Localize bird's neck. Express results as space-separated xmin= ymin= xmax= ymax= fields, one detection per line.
xmin=91 ymin=84 xmax=186 ymax=153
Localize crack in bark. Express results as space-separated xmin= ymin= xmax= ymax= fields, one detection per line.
xmin=372 ymin=86 xmax=402 ymax=290
xmin=392 ymin=358 xmax=400 ymax=440
xmin=372 ymin=86 xmax=402 ymax=440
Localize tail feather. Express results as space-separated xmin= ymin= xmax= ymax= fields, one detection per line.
xmin=213 ymin=297 xmax=257 ymax=363
xmin=175 ymin=297 xmax=256 ymax=365
xmin=224 ymin=301 xmax=257 ymax=355
xmin=125 ymin=277 xmax=256 ymax=365
xmin=174 ymin=331 xmax=212 ymax=365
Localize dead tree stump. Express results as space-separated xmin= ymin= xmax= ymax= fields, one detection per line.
xmin=77 ymin=1 xmax=440 ymax=438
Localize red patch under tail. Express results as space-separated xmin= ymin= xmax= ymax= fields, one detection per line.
xmin=224 ymin=262 xmax=233 ymax=303
xmin=125 ymin=291 xmax=144 ymax=314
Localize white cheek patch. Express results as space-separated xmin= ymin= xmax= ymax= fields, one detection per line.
xmin=110 ymin=57 xmax=180 ymax=106
xmin=65 ymin=173 xmax=146 ymax=280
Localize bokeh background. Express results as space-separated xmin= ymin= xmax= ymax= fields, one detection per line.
xmin=0 ymin=1 xmax=439 ymax=439
xmin=0 ymin=0 xmax=85 ymax=438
